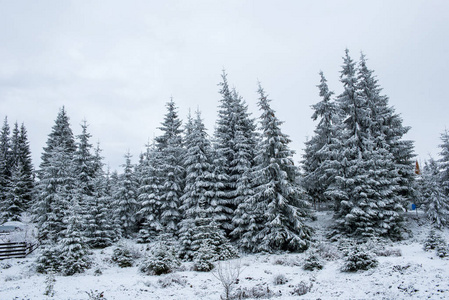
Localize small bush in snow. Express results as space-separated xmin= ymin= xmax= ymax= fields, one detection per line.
xmin=94 ymin=268 xmax=103 ymax=276
xmin=212 ymin=260 xmax=242 ymax=300
xmin=111 ymin=245 xmax=134 ymax=268
xmin=234 ymin=283 xmax=278 ymax=299
xmin=43 ymin=272 xmax=56 ymax=297
xmin=273 ymin=274 xmax=288 ymax=285
xmin=341 ymin=246 xmax=378 ymax=272
xmin=85 ymin=290 xmax=106 ymax=300
xmin=303 ymin=252 xmax=324 ymax=271
xmin=290 ymin=281 xmax=312 ymax=296
xmin=436 ymin=243 xmax=448 ymax=258
xmin=375 ymin=248 xmax=402 ymax=257
xmin=315 ymin=242 xmax=341 ymax=261
xmin=157 ymin=274 xmax=187 ymax=288
xmin=1 ymin=262 xmax=12 ymax=269
xmin=139 ymin=243 xmax=180 ymax=276
xmin=272 ymin=255 xmax=300 ymax=267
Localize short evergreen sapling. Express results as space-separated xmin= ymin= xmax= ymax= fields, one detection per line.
xmin=111 ymin=244 xmax=135 ymax=268
xmin=303 ymin=251 xmax=324 ymax=271
xmin=423 ymin=228 xmax=445 ymax=251
xmin=139 ymin=243 xmax=180 ymax=275
xmin=193 ymin=240 xmax=215 ymax=272
xmin=341 ymin=246 xmax=378 ymax=272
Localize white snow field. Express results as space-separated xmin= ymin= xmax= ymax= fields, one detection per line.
xmin=1 ymin=211 xmax=448 ymax=300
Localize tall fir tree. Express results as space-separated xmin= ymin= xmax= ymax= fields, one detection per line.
xmin=137 ymin=142 xmax=163 ymax=242
xmin=213 ymin=71 xmax=257 ymax=234
xmin=154 ymin=99 xmax=184 ymax=235
xmin=17 ymin=123 xmax=34 ymax=209
xmin=34 ymin=108 xmax=76 ymax=243
xmin=113 ymin=151 xmax=138 ymax=238
xmin=439 ymin=129 xmax=449 ymax=197
xmin=302 ymin=71 xmax=340 ymax=210
xmin=357 ymin=54 xmax=415 ymax=209
xmin=329 ymin=50 xmax=404 ymax=239
xmin=178 ymin=111 xmax=235 ymax=260
xmin=1 ymin=121 xmax=34 ymax=219
xmin=236 ymin=84 xmax=312 ymax=253
xmin=0 ymin=117 xmax=12 ymax=222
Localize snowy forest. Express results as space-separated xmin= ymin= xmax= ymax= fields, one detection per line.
xmin=1 ymin=50 xmax=449 ymax=299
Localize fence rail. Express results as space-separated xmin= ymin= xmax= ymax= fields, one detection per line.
xmin=0 ymin=242 xmax=37 ymax=260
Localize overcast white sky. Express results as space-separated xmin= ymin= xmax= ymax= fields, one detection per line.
xmin=0 ymin=0 xmax=448 ymax=171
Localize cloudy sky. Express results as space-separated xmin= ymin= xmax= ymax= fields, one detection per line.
xmin=0 ymin=0 xmax=448 ymax=171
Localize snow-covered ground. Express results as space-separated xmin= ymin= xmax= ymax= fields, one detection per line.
xmin=1 ymin=211 xmax=448 ymax=300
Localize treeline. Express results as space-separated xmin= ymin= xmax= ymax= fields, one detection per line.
xmin=1 ymin=49 xmax=448 ymax=276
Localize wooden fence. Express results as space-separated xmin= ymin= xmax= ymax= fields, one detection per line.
xmin=0 ymin=242 xmax=37 ymax=260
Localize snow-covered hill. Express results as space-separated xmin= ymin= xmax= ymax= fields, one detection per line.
xmin=1 ymin=211 xmax=448 ymax=300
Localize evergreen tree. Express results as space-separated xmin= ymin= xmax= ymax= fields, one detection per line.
xmin=3 ymin=160 xmax=27 ymax=221
xmin=17 ymin=123 xmax=34 ymax=209
xmin=237 ymin=84 xmax=312 ymax=253
xmin=302 ymin=71 xmax=340 ymax=210
xmin=34 ymin=108 xmax=76 ymax=243
xmin=59 ymin=196 xmax=91 ymax=276
xmin=357 ymin=54 xmax=415 ymax=208
xmin=213 ymin=71 xmax=257 ymax=234
xmin=155 ymin=99 xmax=184 ymax=234
xmin=329 ymin=50 xmax=404 ymax=239
xmin=1 ymin=121 xmax=34 ymax=217
xmin=178 ymin=111 xmax=224 ymax=259
xmin=421 ymin=158 xmax=449 ymax=229
xmin=0 ymin=117 xmax=12 ymax=221
xmin=439 ymin=129 xmax=449 ymax=196
xmin=113 ymin=151 xmax=138 ymax=237
xmin=137 ymin=142 xmax=163 ymax=242
xmin=39 ymin=107 xmax=76 ymax=172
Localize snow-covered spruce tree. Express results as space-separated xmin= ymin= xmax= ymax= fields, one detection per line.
xmin=302 ymin=71 xmax=340 ymax=210
xmin=34 ymin=108 xmax=76 ymax=243
xmin=16 ymin=123 xmax=34 ymax=210
xmin=178 ymin=111 xmax=237 ymax=260
xmin=4 ymin=160 xmax=27 ymax=221
xmin=59 ymin=196 xmax=91 ymax=276
xmin=87 ymin=142 xmax=116 ymax=248
xmin=357 ymin=54 xmax=415 ymax=209
xmin=113 ymin=151 xmax=138 ymax=238
xmin=421 ymin=158 xmax=449 ymax=229
xmin=0 ymin=117 xmax=12 ymax=222
xmin=72 ymin=121 xmax=97 ymax=242
xmin=237 ymin=84 xmax=312 ymax=253
xmin=1 ymin=121 xmax=34 ymax=220
xmin=439 ymin=129 xmax=449 ymax=197
xmin=137 ymin=142 xmax=163 ymax=243
xmin=214 ymin=71 xmax=257 ymax=235
xmin=154 ymin=99 xmax=184 ymax=235
xmin=329 ymin=50 xmax=404 ymax=239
